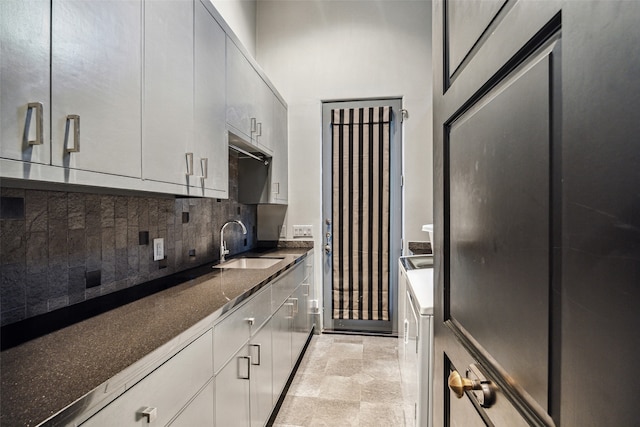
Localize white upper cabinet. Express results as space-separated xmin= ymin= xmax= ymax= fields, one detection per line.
xmin=226 ymin=37 xmax=259 ymax=144
xmin=226 ymin=39 xmax=280 ymax=156
xmin=194 ymin=0 xmax=228 ymax=198
xmin=1 ymin=0 xmax=285 ymax=202
xmin=0 ymin=0 xmax=51 ymax=166
xmin=270 ymin=98 xmax=288 ymax=204
xmin=51 ymin=0 xmax=142 ymax=178
xmin=143 ymin=0 xmax=194 ymax=189
xmin=255 ymin=78 xmax=275 ymax=154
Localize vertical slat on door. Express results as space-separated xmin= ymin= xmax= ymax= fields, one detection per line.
xmin=331 ymin=106 xmax=391 ymax=321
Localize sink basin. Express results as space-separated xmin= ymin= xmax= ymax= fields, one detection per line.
xmin=216 ymin=257 xmax=283 ymax=269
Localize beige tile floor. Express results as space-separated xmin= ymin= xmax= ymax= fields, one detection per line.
xmin=272 ymin=333 xmax=414 ymax=427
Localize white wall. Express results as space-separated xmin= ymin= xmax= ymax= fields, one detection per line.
xmin=256 ymin=0 xmax=433 ymax=321
xmin=209 ymin=0 xmax=257 ymax=56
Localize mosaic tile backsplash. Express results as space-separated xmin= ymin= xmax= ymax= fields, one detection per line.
xmin=0 ymin=153 xmax=257 ymax=326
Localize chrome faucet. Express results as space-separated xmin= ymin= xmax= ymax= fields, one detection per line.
xmin=220 ymin=220 xmax=247 ymax=262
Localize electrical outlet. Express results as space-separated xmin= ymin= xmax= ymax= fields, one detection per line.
xmin=293 ymin=225 xmax=313 ymax=238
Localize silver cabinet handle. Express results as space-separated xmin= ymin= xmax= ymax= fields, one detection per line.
xmin=200 ymin=157 xmax=208 ymax=180
xmin=249 ymin=344 xmax=261 ymax=366
xmin=26 ymin=102 xmax=43 ymax=146
xmin=404 ymin=319 xmax=409 ymax=344
xmin=238 ymin=356 xmax=251 ymax=380
xmin=250 ymin=117 xmax=257 ymax=134
xmin=256 ymin=122 xmax=262 ymax=137
xmin=140 ymin=407 xmax=157 ymax=423
xmin=272 ymin=182 xmax=280 ymax=194
xmin=185 ymin=152 xmax=194 ymax=176
xmin=302 ymin=283 xmax=310 ymax=297
xmin=284 ymin=302 xmax=294 ymax=319
xmin=65 ymin=114 xmax=80 ymax=153
xmin=291 ymin=297 xmax=299 ymax=314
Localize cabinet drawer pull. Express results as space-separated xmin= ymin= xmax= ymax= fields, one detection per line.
xmin=238 ymin=356 xmax=251 ymax=380
xmin=256 ymin=122 xmax=262 ymax=137
xmin=185 ymin=152 xmax=194 ymax=176
xmin=65 ymin=114 xmax=80 ymax=153
xmin=140 ymin=406 xmax=157 ymax=423
xmin=250 ymin=344 xmax=261 ymax=366
xmin=250 ymin=117 xmax=257 ymax=133
xmin=273 ymin=182 xmax=280 ymax=194
xmin=26 ymin=102 xmax=43 ymax=146
xmin=290 ymin=297 xmax=299 ymax=314
xmin=302 ymin=283 xmax=310 ymax=297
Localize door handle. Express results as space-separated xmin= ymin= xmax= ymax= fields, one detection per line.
xmin=284 ymin=302 xmax=294 ymax=319
xmin=249 ymin=344 xmax=261 ymax=366
xmin=185 ymin=152 xmax=194 ymax=176
xmin=238 ymin=356 xmax=251 ymax=380
xmin=200 ymin=157 xmax=208 ymax=181
xmin=26 ymin=102 xmax=43 ymax=146
xmin=65 ymin=114 xmax=80 ymax=153
xmin=448 ymin=369 xmax=495 ymax=408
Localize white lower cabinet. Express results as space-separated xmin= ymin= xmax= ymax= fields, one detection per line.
xmin=80 ymin=256 xmax=312 ymax=427
xmin=81 ymin=329 xmax=213 ymax=426
xmin=250 ymin=322 xmax=273 ymax=427
xmin=215 ymin=344 xmax=252 ymax=427
xmin=213 ymin=313 xmax=274 ymax=427
xmin=271 ymin=298 xmax=294 ymax=399
xmin=291 ymin=283 xmax=310 ymax=361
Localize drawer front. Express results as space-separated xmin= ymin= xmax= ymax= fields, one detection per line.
xmin=247 ymin=285 xmax=272 ymax=333
xmin=168 ymin=378 xmax=214 ymax=427
xmin=272 ymin=262 xmax=304 ymax=310
xmin=214 ymin=301 xmax=253 ymax=373
xmin=82 ymin=329 xmax=213 ymax=426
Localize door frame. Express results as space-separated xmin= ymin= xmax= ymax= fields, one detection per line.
xmin=321 ymin=97 xmax=403 ymax=335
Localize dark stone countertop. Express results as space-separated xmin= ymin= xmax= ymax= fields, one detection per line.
xmin=0 ymin=248 xmax=311 ymax=427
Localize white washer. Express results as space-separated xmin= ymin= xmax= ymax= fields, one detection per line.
xmin=398 ymin=256 xmax=434 ymax=427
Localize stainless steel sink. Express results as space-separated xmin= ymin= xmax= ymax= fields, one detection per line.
xmin=215 ymin=257 xmax=284 ymax=269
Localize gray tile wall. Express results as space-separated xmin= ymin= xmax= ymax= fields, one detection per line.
xmin=0 ymin=152 xmax=257 ymax=326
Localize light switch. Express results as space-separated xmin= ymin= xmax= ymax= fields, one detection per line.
xmin=293 ymin=225 xmax=313 ymax=237
xmin=153 ymin=238 xmax=164 ymax=261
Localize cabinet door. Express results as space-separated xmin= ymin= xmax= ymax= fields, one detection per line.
xmin=291 ymin=284 xmax=309 ymax=360
xmin=254 ymin=80 xmax=274 ymax=154
xmin=0 ymin=0 xmax=50 ymax=165
xmin=214 ymin=300 xmax=253 ymax=373
xmin=226 ymin=38 xmax=258 ymax=142
xmin=51 ymin=0 xmax=142 ymax=178
xmin=142 ymin=0 xmax=193 ymax=187
xmin=215 ymin=345 xmax=251 ymax=427
xmin=271 ymin=300 xmax=293 ymax=399
xmin=169 ymin=379 xmax=214 ymax=426
xmin=194 ymin=0 xmax=227 ymax=197
xmin=269 ymin=98 xmax=288 ymax=204
xmin=250 ymin=322 xmax=273 ymax=427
